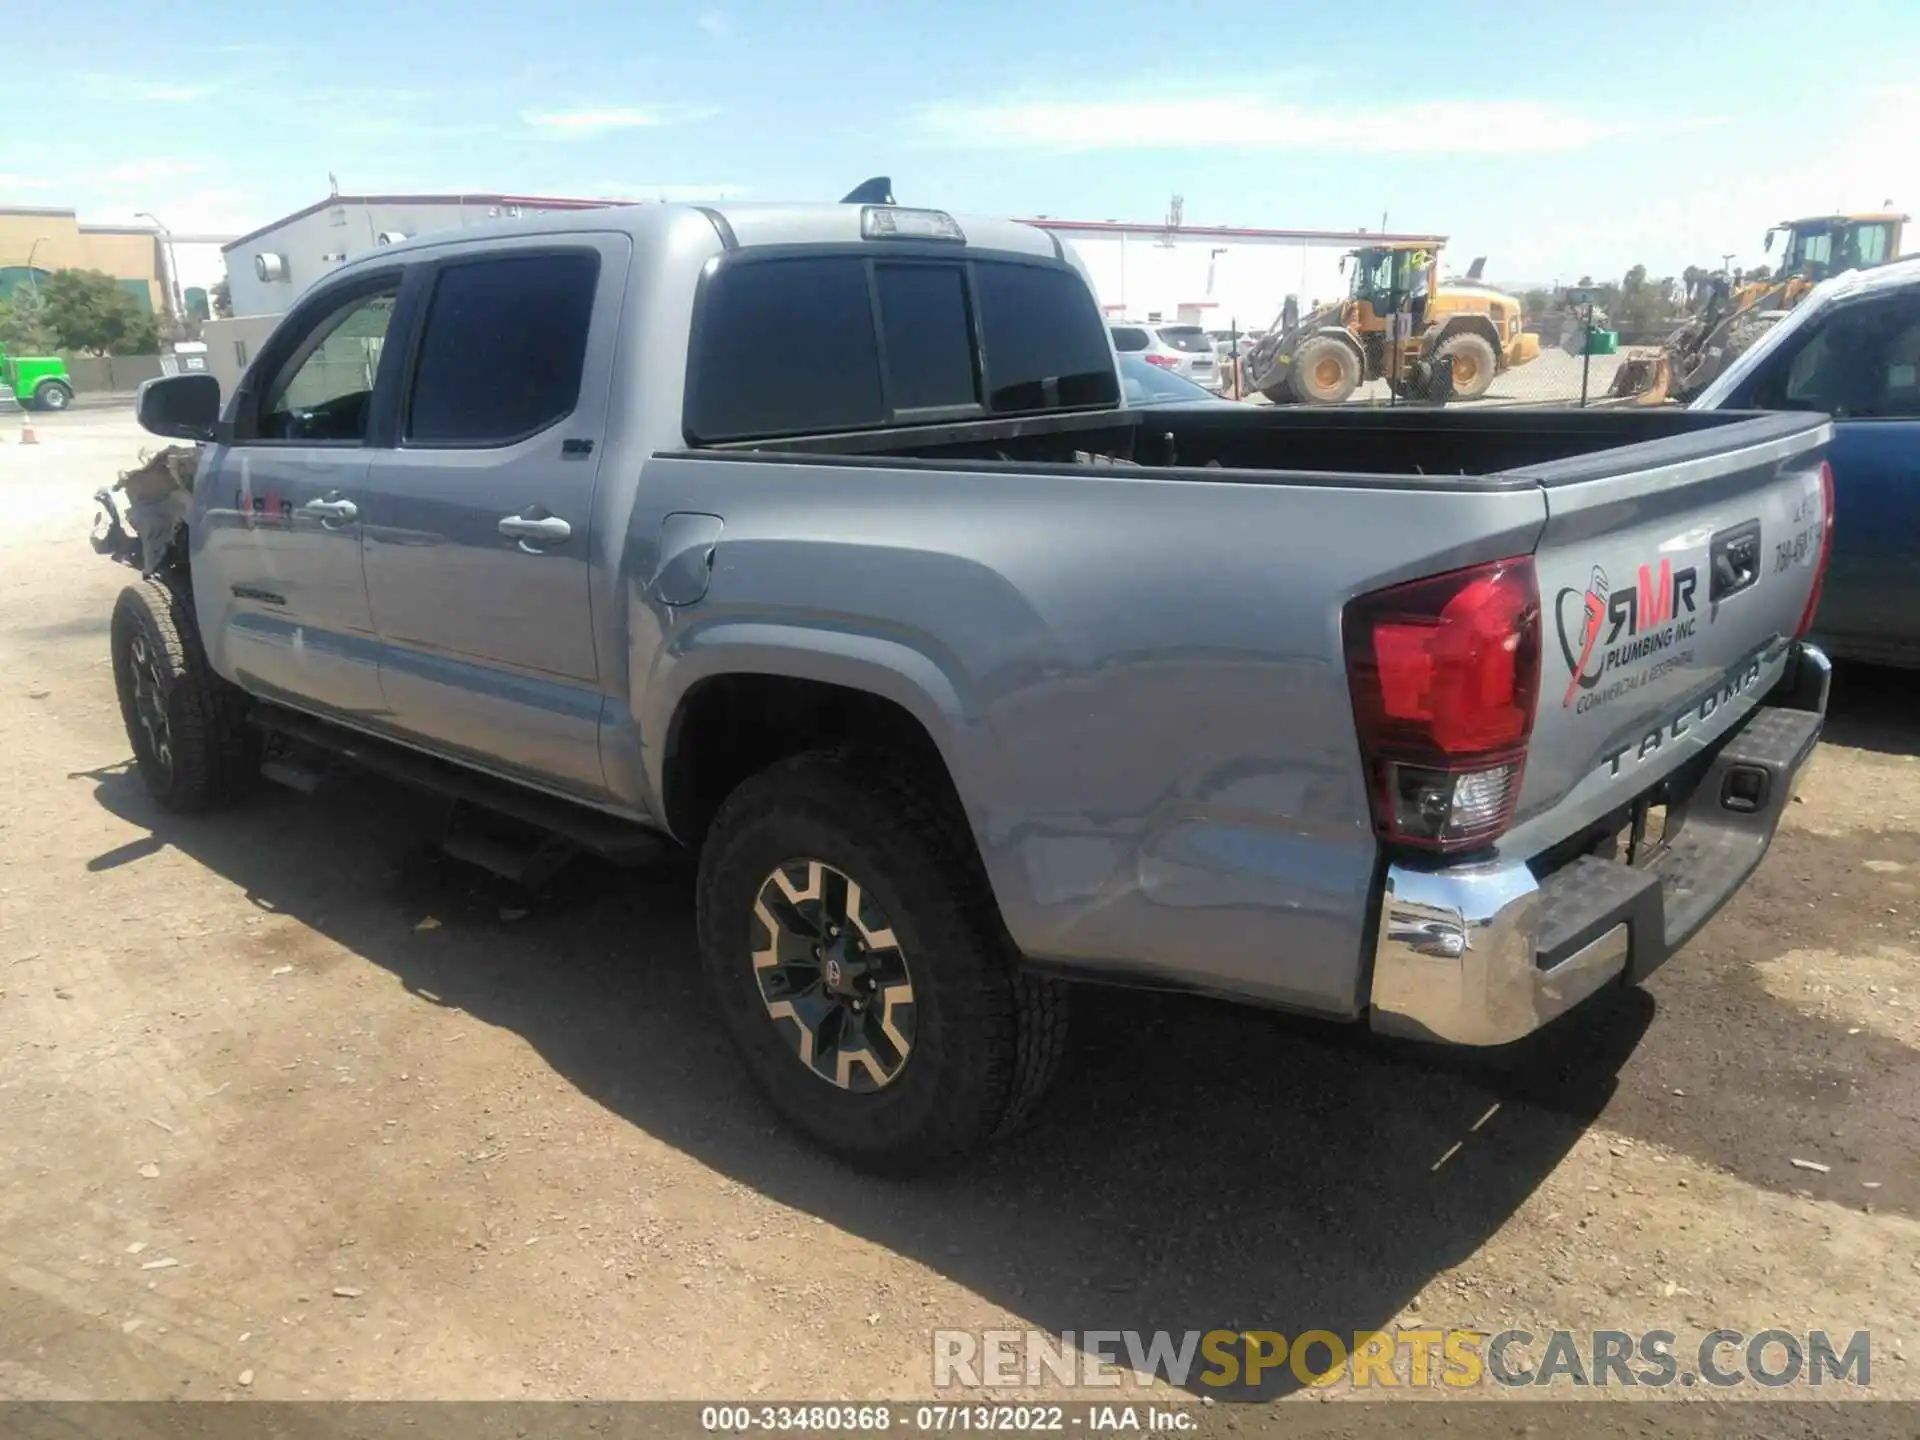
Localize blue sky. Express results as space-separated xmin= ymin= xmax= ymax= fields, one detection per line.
xmin=9 ymin=0 xmax=1919 ymax=285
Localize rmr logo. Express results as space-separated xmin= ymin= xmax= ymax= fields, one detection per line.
xmin=1556 ymin=557 xmax=1698 ymax=706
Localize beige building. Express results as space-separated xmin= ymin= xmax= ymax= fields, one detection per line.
xmin=0 ymin=205 xmax=167 ymax=312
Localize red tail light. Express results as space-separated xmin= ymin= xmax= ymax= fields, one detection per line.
xmin=1794 ymin=460 xmax=1835 ymax=640
xmin=1344 ymin=557 xmax=1541 ymax=853
xmin=1143 ymin=353 xmax=1179 ymax=369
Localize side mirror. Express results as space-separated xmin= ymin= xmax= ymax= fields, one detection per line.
xmin=137 ymin=374 xmax=222 ymax=443
xmin=1764 ymin=230 xmax=1776 ymax=253
xmin=1338 ymin=255 xmax=1348 ymax=274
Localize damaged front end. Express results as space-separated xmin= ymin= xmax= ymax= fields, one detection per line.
xmin=92 ymin=444 xmax=201 ymax=574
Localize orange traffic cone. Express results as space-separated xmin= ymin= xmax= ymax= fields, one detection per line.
xmin=18 ymin=419 xmax=37 ymax=445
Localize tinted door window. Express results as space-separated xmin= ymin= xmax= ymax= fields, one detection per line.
xmin=1766 ymin=291 xmax=1920 ymax=419
xmin=975 ymin=262 xmax=1119 ymax=412
xmin=406 ymin=251 xmax=599 ymax=445
xmin=875 ymin=263 xmax=977 ymax=412
xmin=689 ymin=256 xmax=884 ymax=441
xmin=1110 ymin=326 xmax=1150 ymax=352
xmin=259 ymin=286 xmax=398 ymax=442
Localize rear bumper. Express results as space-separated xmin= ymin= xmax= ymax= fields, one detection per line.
xmin=1367 ymin=644 xmax=1829 ymax=1047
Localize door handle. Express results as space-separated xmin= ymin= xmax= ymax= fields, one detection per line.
xmin=498 ymin=510 xmax=572 ymax=552
xmin=298 ymin=494 xmax=358 ymax=527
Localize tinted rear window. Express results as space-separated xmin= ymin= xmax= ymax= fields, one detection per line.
xmin=1157 ymin=326 xmax=1212 ymax=353
xmin=688 ymin=254 xmax=1115 ymax=441
xmin=1110 ymin=326 xmax=1150 ymax=352
xmin=975 ymin=263 xmax=1118 ymax=412
xmin=876 ymin=263 xmax=978 ymax=412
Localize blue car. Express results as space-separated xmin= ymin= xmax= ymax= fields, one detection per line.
xmin=1117 ymin=352 xmax=1239 ymax=408
xmin=1695 ymin=260 xmax=1920 ymax=667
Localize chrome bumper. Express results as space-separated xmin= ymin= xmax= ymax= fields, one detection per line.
xmin=1368 ymin=646 xmax=1829 ymax=1047
xmin=1368 ymin=863 xmax=1629 ymax=1046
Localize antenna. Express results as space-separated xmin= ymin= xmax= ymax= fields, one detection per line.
xmin=840 ymin=177 xmax=894 ymax=205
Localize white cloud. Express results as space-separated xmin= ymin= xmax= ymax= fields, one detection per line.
xmin=0 ymin=172 xmax=54 ymax=190
xmin=911 ymin=91 xmax=1703 ymax=156
xmin=522 ymin=106 xmax=667 ymax=138
xmin=592 ymin=182 xmax=748 ymax=202
xmin=698 ymin=11 xmax=733 ymax=39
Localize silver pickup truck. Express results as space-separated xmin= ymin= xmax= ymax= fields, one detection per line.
xmin=101 ymin=198 xmax=1835 ymax=1174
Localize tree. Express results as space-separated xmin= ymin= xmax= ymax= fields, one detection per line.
xmin=0 ymin=286 xmax=57 ymax=354
xmin=1612 ymin=263 xmax=1683 ymax=340
xmin=40 ymin=268 xmax=160 ymax=355
xmin=1747 ymin=263 xmax=1772 ymax=283
xmin=1520 ymin=288 xmax=1554 ymax=319
xmin=210 ymin=278 xmax=232 ymax=320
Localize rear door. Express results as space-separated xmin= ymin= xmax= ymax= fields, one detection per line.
xmin=360 ymin=236 xmax=627 ymax=798
xmin=1737 ymin=286 xmax=1920 ymax=664
xmin=192 ymin=272 xmax=402 ymax=718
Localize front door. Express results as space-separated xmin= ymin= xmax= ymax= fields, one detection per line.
xmin=192 ymin=276 xmax=403 ymax=719
xmin=361 ymin=237 xmax=627 ymax=799
xmin=1745 ymin=286 xmax=1920 ymax=663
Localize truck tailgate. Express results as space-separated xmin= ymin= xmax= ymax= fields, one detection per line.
xmin=1504 ymin=411 xmax=1832 ymax=857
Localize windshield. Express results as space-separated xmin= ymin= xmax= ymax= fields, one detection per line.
xmin=1784 ymin=222 xmax=1895 ymax=279
xmin=1349 ymin=249 xmax=1398 ymax=301
xmin=1155 ymin=326 xmax=1212 ymax=354
xmin=1118 ymin=353 xmax=1225 ymax=406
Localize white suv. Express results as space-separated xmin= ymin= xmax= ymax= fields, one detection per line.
xmin=1109 ymin=322 xmax=1221 ymax=392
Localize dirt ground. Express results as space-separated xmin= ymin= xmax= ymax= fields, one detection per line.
xmin=2 ymin=406 xmax=1918 ymax=1406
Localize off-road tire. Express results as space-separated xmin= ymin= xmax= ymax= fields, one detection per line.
xmin=110 ymin=575 xmax=258 ymax=811
xmin=1287 ymin=335 xmax=1362 ymax=404
xmin=1431 ymin=332 xmax=1498 ymax=401
xmin=696 ymin=750 xmax=1069 ymax=1175
xmin=33 ymin=380 xmax=73 ymax=412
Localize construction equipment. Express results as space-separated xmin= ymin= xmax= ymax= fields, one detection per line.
xmin=1243 ymin=242 xmax=1539 ymax=405
xmin=1609 ymin=212 xmax=1907 ymax=404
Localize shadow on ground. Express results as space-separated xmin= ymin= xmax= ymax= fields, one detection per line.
xmin=79 ymin=682 xmax=1920 ymax=1396
xmin=83 ymin=764 xmax=1623 ymax=1399
xmin=1821 ymin=659 xmax=1920 ymax=758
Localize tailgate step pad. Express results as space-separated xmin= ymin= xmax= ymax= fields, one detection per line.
xmin=1533 ymin=705 xmax=1821 ymax=985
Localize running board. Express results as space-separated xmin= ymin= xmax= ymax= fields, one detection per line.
xmin=250 ymin=703 xmax=674 ymax=866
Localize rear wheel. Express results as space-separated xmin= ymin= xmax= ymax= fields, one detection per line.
xmin=110 ymin=575 xmax=258 ymax=811
xmin=1431 ymin=333 xmax=1498 ymax=401
xmin=696 ymin=751 xmax=1068 ymax=1174
xmin=1287 ymin=336 xmax=1361 ymax=404
xmin=33 ymin=380 xmax=73 ymax=411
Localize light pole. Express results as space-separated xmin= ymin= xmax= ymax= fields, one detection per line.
xmin=23 ymin=236 xmax=47 ymax=293
xmin=134 ymin=211 xmax=184 ymax=319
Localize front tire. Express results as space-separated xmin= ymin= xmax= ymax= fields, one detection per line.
xmin=110 ymin=575 xmax=258 ymax=811
xmin=1431 ymin=333 xmax=1498 ymax=401
xmin=34 ymin=380 xmax=73 ymax=411
xmin=696 ymin=751 xmax=1068 ymax=1175
xmin=1287 ymin=335 xmax=1361 ymax=404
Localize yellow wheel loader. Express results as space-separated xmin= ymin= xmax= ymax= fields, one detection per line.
xmin=1243 ymin=243 xmax=1539 ymax=405
xmin=1609 ymin=212 xmax=1907 ymax=404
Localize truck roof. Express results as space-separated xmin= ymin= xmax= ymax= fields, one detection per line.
xmin=338 ymin=200 xmax=1067 ymax=270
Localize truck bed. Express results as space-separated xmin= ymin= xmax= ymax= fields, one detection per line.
xmin=705 ymin=401 xmax=1811 ymax=488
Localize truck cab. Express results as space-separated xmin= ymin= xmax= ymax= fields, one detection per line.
xmin=0 ymin=347 xmax=75 ymax=411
